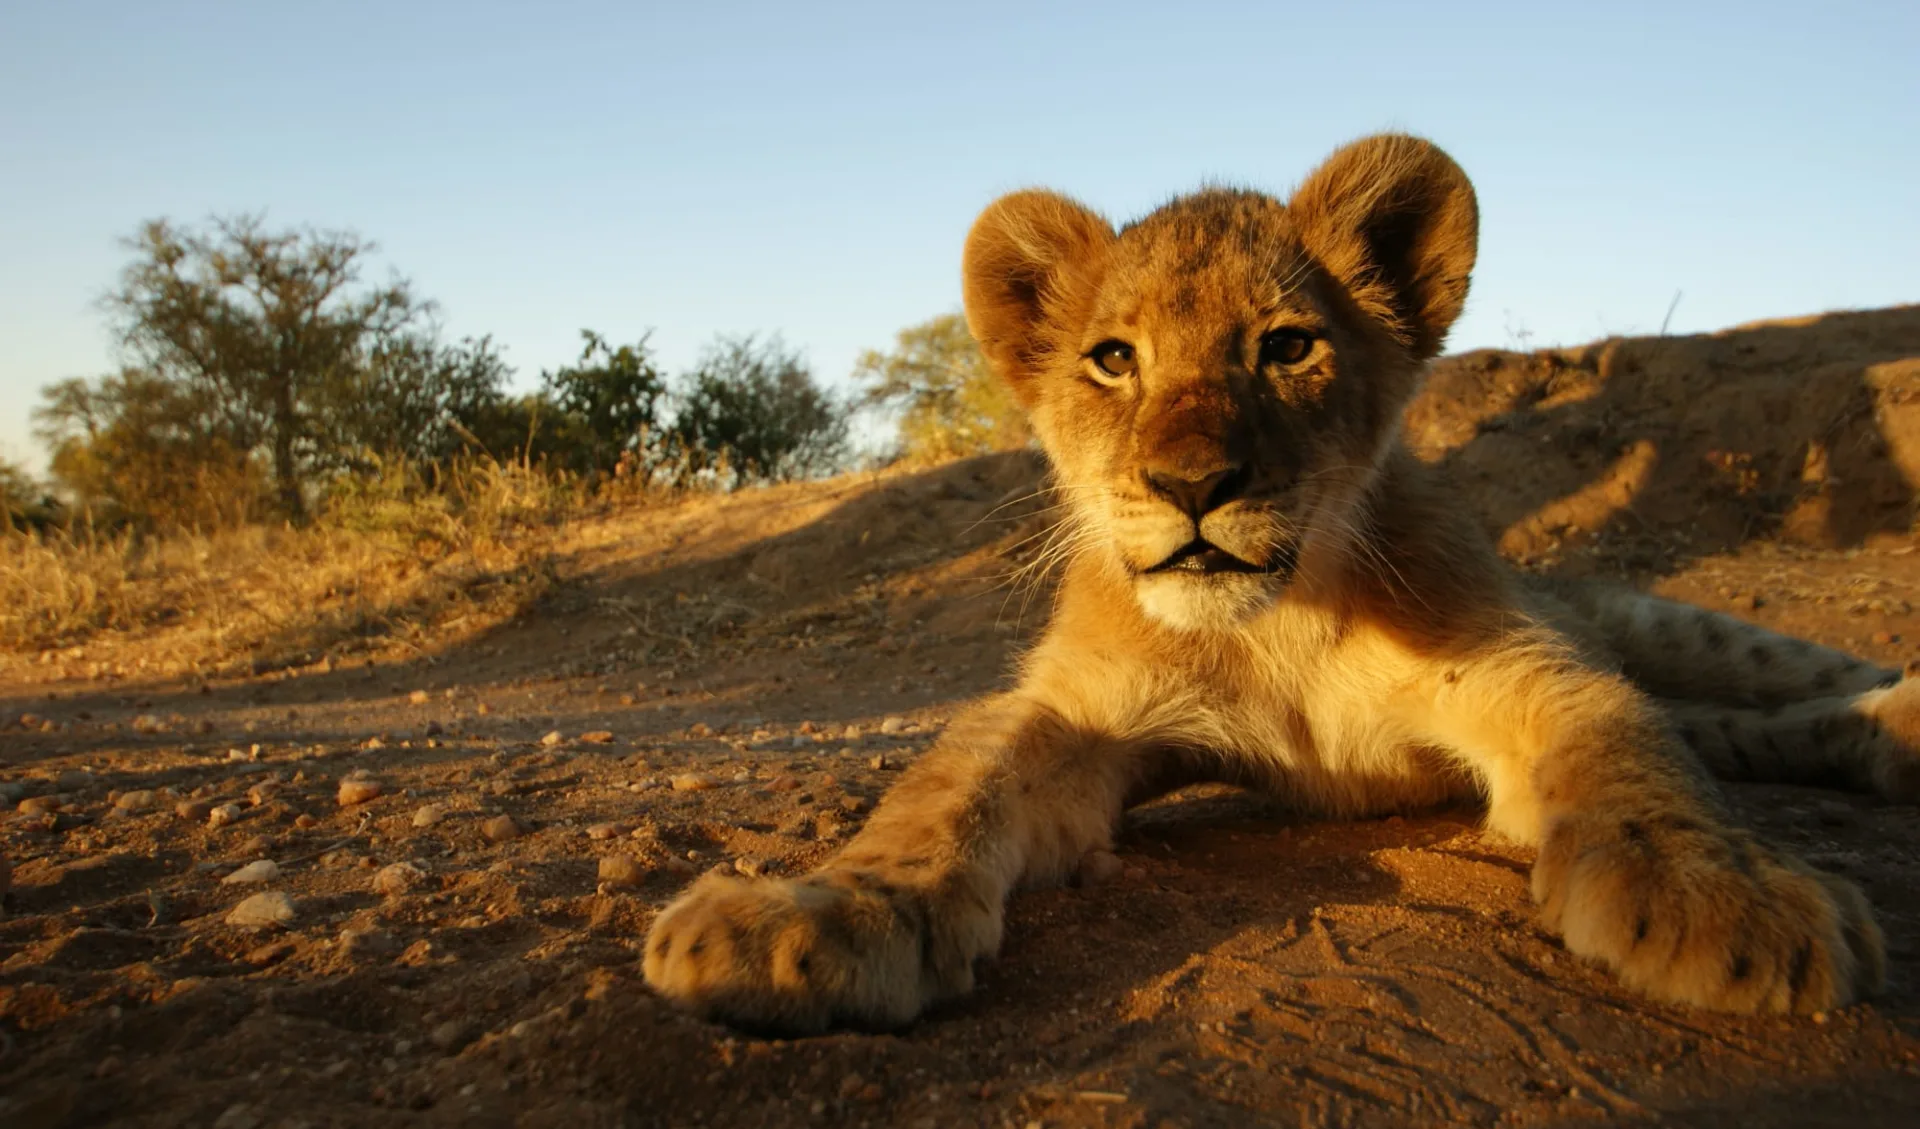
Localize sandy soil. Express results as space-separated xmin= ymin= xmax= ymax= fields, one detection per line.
xmin=3 ymin=308 xmax=1919 ymax=1128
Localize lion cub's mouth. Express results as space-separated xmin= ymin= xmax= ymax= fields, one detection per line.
xmin=1144 ymin=539 xmax=1296 ymax=577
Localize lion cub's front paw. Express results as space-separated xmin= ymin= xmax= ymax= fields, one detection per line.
xmin=1534 ymin=814 xmax=1885 ymax=1013
xmin=642 ymin=870 xmax=936 ymax=1035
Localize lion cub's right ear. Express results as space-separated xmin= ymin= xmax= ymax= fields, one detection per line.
xmin=962 ymin=191 xmax=1115 ymax=405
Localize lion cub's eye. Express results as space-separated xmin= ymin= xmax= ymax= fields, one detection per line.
xmin=1258 ymin=330 xmax=1316 ymax=368
xmin=1087 ymin=340 xmax=1137 ymax=380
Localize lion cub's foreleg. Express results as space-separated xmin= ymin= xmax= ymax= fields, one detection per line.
xmin=642 ymin=694 xmax=1147 ymax=1034
xmin=1418 ymin=640 xmax=1886 ymax=1013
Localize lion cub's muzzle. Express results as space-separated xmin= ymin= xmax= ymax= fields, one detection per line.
xmin=1134 ymin=461 xmax=1299 ymax=580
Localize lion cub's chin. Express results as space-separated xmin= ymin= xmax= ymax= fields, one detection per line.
xmin=1134 ymin=572 xmax=1286 ymax=634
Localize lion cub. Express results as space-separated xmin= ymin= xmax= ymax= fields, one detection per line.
xmin=644 ymin=134 xmax=1919 ymax=1033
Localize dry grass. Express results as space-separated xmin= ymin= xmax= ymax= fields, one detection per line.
xmin=0 ymin=457 xmax=596 ymax=676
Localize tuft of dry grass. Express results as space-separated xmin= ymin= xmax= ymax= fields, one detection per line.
xmin=0 ymin=456 xmax=597 ymax=675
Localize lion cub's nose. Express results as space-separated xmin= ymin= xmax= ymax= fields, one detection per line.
xmin=1143 ymin=464 xmax=1252 ymax=518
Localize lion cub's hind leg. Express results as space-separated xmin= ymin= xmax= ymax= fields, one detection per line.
xmin=1667 ymin=669 xmax=1920 ymax=801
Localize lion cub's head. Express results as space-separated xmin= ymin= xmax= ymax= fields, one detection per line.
xmin=962 ymin=134 xmax=1479 ymax=632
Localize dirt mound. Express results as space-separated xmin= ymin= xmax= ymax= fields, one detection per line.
xmin=1407 ymin=305 xmax=1920 ymax=572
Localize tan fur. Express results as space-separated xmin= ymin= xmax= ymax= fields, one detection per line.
xmin=644 ymin=134 xmax=1914 ymax=1033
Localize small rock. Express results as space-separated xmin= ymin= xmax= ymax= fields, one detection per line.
xmin=688 ymin=722 xmax=714 ymax=738
xmin=208 ymin=803 xmax=244 ymax=828
xmin=540 ymin=730 xmax=565 ymax=747
xmin=212 ymin=1103 xmax=263 ymax=1129
xmin=424 ymin=720 xmax=444 ymax=737
xmin=586 ymin=822 xmax=624 ymax=841
xmin=18 ymin=794 xmax=63 ymax=815
xmin=245 ymin=782 xmax=278 ymax=806
xmin=176 ymin=799 xmax=213 ymax=821
xmin=671 ymin=773 xmax=716 ymax=792
xmin=430 ymin=1019 xmax=476 ymax=1053
xmin=733 ymin=856 xmax=772 ymax=878
xmin=412 ymin=803 xmax=448 ymax=828
xmin=55 ymin=769 xmax=95 ymax=791
xmin=1815 ymin=800 xmax=1857 ymax=827
xmin=0 ymin=781 xmax=25 ymax=804
xmin=838 ymin=795 xmax=870 ymax=814
xmin=362 ymin=736 xmax=385 ymax=751
xmin=409 ymin=689 xmax=430 ymax=705
xmin=1077 ymin=849 xmax=1124 ymax=887
xmin=337 ymin=778 xmax=384 ymax=806
xmin=868 ymin=753 xmax=891 ymax=771
xmin=767 ymin=775 xmax=801 ymax=792
xmin=878 ymin=716 xmax=908 ymax=735
xmin=222 ymin=859 xmax=281 ymax=885
xmin=481 ymin=814 xmax=524 ymax=842
xmin=374 ymin=861 xmax=426 ymax=896
xmin=131 ymin=714 xmax=167 ymax=734
xmin=579 ymin=730 xmax=615 ymax=745
xmin=294 ymin=813 xmax=319 ymax=830
xmin=227 ymin=891 xmax=297 ymax=929
xmin=1871 ymin=630 xmax=1896 ymax=646
xmin=114 ymin=789 xmax=158 ymax=812
xmin=597 ymin=855 xmax=648 ymax=888
xmin=338 ymin=927 xmax=399 ymax=959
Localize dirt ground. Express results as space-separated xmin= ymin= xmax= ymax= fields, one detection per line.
xmin=3 ymin=308 xmax=1920 ymax=1128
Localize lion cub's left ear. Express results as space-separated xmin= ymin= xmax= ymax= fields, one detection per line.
xmin=1288 ymin=134 xmax=1479 ymax=360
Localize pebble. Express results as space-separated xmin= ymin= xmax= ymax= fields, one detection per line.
xmin=19 ymin=795 xmax=63 ymax=815
xmin=586 ymin=822 xmax=625 ymax=841
xmin=374 ymin=861 xmax=426 ymax=896
xmin=597 ymin=855 xmax=648 ymax=888
xmin=767 ymin=775 xmax=801 ymax=792
xmin=176 ymin=799 xmax=213 ymax=821
xmin=869 ymin=753 xmax=891 ymax=770
xmin=55 ymin=769 xmax=94 ymax=791
xmin=430 ymin=1019 xmax=476 ymax=1053
xmin=294 ymin=813 xmax=319 ymax=830
xmin=337 ymin=778 xmax=384 ymax=806
xmin=245 ymin=782 xmax=278 ymax=806
xmin=222 ymin=859 xmax=281 ymax=885
xmin=362 ymin=736 xmax=385 ymax=751
xmin=212 ymin=1103 xmax=263 ymax=1129
xmin=208 ymin=803 xmax=244 ymax=828
xmin=131 ymin=714 xmax=166 ymax=734
xmin=409 ymin=689 xmax=430 ymax=705
xmin=412 ymin=803 xmax=448 ymax=828
xmin=114 ymin=789 xmax=158 ymax=812
xmin=481 ymin=814 xmax=524 ymax=842
xmin=0 ymin=781 xmax=25 ymax=804
xmin=540 ymin=730 xmax=565 ymax=747
xmin=878 ymin=716 xmax=908 ymax=735
xmin=671 ymin=773 xmax=716 ymax=792
xmin=339 ymin=927 xmax=399 ymax=959
xmin=1814 ymin=800 xmax=1857 ymax=827
xmin=733 ymin=856 xmax=772 ymax=878
xmin=227 ymin=891 xmax=297 ymax=929
xmin=579 ymin=730 xmax=615 ymax=744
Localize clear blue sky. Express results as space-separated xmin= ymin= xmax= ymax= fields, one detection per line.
xmin=3 ymin=0 xmax=1915 ymax=472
